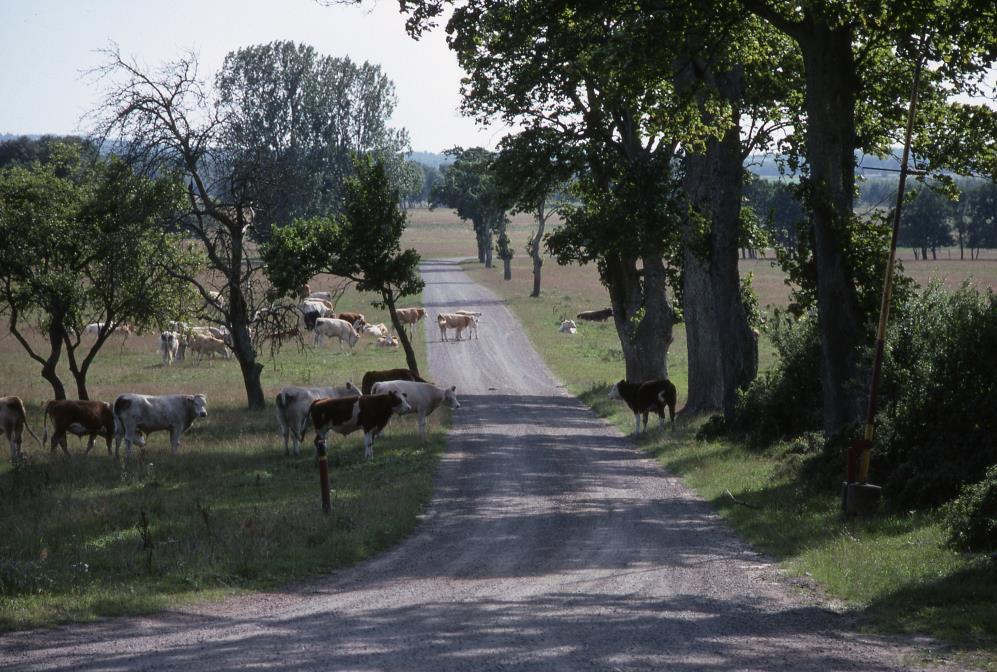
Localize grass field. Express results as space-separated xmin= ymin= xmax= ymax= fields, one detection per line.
xmin=0 ymin=286 xmax=448 ymax=631
xmin=411 ymin=208 xmax=997 ymax=668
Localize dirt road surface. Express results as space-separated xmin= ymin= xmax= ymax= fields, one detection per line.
xmin=1 ymin=260 xmax=943 ymax=670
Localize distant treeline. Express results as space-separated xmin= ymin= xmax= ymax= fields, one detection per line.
xmin=744 ymin=174 xmax=997 ymax=259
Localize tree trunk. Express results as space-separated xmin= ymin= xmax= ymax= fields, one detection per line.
xmin=605 ymin=250 xmax=674 ymax=383
xmin=800 ymin=23 xmax=866 ymax=436
xmin=484 ymin=243 xmax=493 ymax=269
xmin=503 ymin=257 xmax=511 ymax=280
xmin=385 ymin=293 xmax=420 ymax=376
xmin=530 ymin=202 xmax=548 ymax=297
xmin=42 ymin=321 xmax=68 ymax=401
xmin=228 ymin=236 xmax=266 ymax=410
xmin=681 ymin=79 xmax=759 ymax=418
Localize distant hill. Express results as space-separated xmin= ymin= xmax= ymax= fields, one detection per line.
xmin=409 ymin=151 xmax=451 ymax=168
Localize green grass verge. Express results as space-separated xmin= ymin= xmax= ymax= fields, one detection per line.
xmin=0 ymin=285 xmax=445 ymax=631
xmin=465 ymin=258 xmax=997 ymax=670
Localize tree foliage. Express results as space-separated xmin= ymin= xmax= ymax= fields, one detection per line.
xmin=0 ymin=143 xmax=197 ymax=400
xmin=216 ymin=41 xmax=410 ymax=239
xmin=264 ymin=156 xmax=425 ymax=373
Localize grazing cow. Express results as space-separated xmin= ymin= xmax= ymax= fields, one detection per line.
xmin=208 ymin=326 xmax=229 ymax=340
xmin=394 ymin=307 xmax=426 ymax=334
xmin=0 ymin=396 xmax=40 ymax=459
xmin=361 ymin=368 xmax=428 ymax=395
xmin=83 ymin=322 xmax=131 ymax=338
xmin=577 ymin=307 xmax=613 ymax=322
xmin=608 ymin=379 xmax=677 ymax=434
xmin=361 ymin=322 xmax=389 ymax=339
xmin=302 ymin=298 xmax=333 ymax=316
xmin=336 ymin=311 xmax=366 ymax=329
xmin=558 ymin=320 xmax=577 ymax=334
xmin=313 ymin=318 xmax=359 ymax=348
xmin=376 ymin=335 xmax=400 ymax=348
xmin=188 ymin=334 xmax=230 ymax=364
xmin=275 ymin=382 xmax=360 ymax=456
xmin=42 ymin=399 xmax=114 ymax=455
xmin=299 ymin=306 xmax=322 ymax=331
xmin=308 ymin=391 xmax=412 ymax=459
xmin=437 ymin=312 xmax=476 ymax=341
xmin=371 ymin=380 xmax=460 ymax=440
xmin=113 ymin=393 xmax=208 ymax=459
xmin=159 ymin=331 xmax=180 ymax=366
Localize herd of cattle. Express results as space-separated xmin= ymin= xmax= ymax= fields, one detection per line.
xmin=1 ymin=293 xmax=681 ymax=468
xmin=0 ymin=364 xmax=460 ymax=463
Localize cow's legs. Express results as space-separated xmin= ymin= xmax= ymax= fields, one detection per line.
xmin=363 ymin=431 xmax=374 ymax=459
xmin=169 ymin=427 xmax=181 ymax=455
xmin=85 ymin=434 xmax=96 ymax=454
xmin=418 ymin=414 xmax=427 ymax=440
xmin=642 ymin=412 xmax=649 ymax=433
xmin=633 ymin=413 xmax=640 ymax=435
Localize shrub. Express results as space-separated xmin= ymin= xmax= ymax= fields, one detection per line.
xmin=875 ymin=283 xmax=997 ymax=508
xmin=727 ymin=307 xmax=822 ymax=445
xmin=943 ymin=465 xmax=997 ymax=553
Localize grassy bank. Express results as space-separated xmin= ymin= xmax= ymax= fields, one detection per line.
xmin=463 ymin=253 xmax=996 ymax=669
xmin=0 ymin=286 xmax=446 ymax=631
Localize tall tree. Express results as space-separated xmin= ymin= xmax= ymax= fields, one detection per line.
xmin=431 ymin=147 xmax=510 ymax=272
xmin=263 ymin=156 xmax=425 ymax=374
xmin=0 ymin=145 xmax=196 ymax=400
xmin=216 ymin=41 xmax=410 ymax=239
xmin=741 ymin=0 xmax=997 ymax=434
xmin=91 ymin=47 xmax=273 ymax=409
xmin=492 ymin=129 xmax=573 ymax=297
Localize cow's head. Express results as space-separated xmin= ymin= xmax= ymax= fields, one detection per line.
xmin=191 ymin=394 xmax=208 ymax=418
xmin=607 ymin=381 xmax=624 ymax=400
xmin=444 ymin=385 xmax=461 ymax=410
xmin=388 ymin=390 xmax=412 ymax=415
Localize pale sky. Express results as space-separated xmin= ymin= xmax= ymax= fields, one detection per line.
xmin=0 ymin=0 xmax=502 ymax=153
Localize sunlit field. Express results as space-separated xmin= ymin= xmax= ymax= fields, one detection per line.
xmin=0 ymin=285 xmax=450 ymax=630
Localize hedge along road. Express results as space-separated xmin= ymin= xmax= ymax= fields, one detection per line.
xmin=2 ymin=259 xmax=934 ymax=671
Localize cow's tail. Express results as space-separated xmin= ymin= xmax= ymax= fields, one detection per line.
xmin=41 ymin=400 xmax=52 ymax=445
xmin=275 ymin=390 xmax=288 ymax=434
xmin=19 ymin=399 xmax=42 ymax=447
xmin=112 ymin=397 xmax=131 ymax=441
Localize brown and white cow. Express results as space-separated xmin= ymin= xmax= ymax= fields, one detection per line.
xmin=308 ymin=391 xmax=411 ymax=459
xmin=371 ymin=380 xmax=460 ymax=440
xmin=437 ymin=312 xmax=477 ymax=341
xmin=43 ymin=399 xmax=115 ymax=455
xmin=361 ymin=368 xmax=428 ymax=395
xmin=0 ymin=396 xmax=40 ymax=460
xmin=394 ymin=307 xmax=426 ymax=334
xmin=275 ymin=382 xmax=360 ymax=457
xmin=113 ymin=393 xmax=208 ymax=459
xmin=608 ymin=379 xmax=677 ymax=434
xmin=188 ymin=334 xmax=230 ymax=364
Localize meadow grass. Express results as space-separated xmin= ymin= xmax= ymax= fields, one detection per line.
xmin=0 ymin=284 xmax=447 ymax=631
xmin=408 ymin=207 xmax=997 ymax=668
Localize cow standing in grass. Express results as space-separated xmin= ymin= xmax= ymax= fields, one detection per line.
xmin=0 ymin=396 xmax=39 ymax=459
xmin=275 ymin=382 xmax=360 ymax=457
xmin=43 ymin=399 xmax=115 ymax=455
xmin=309 ymin=391 xmax=412 ymax=459
xmin=113 ymin=393 xmax=208 ymax=459
xmin=608 ymin=379 xmax=677 ymax=434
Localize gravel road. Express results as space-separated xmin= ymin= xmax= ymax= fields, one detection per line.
xmin=1 ymin=259 xmax=944 ymax=671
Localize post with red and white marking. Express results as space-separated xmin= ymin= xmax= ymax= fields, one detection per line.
xmin=315 ymin=434 xmax=331 ymax=514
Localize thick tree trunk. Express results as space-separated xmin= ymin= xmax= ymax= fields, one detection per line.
xmin=502 ymin=258 xmax=511 ymax=280
xmin=484 ymin=243 xmax=493 ymax=269
xmin=42 ymin=322 xmax=68 ymax=401
xmin=385 ymin=294 xmax=420 ymax=377
xmin=801 ymin=24 xmax=866 ymax=436
xmin=606 ymin=250 xmax=674 ymax=383
xmin=682 ymin=99 xmax=758 ymax=418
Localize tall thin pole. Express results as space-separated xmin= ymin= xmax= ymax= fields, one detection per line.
xmin=853 ymin=35 xmax=928 ymax=483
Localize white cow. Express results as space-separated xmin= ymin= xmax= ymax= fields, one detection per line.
xmin=370 ymin=380 xmax=460 ymax=440
xmin=159 ymin=331 xmax=180 ymax=366
xmin=360 ymin=322 xmax=390 ymax=339
xmin=274 ymin=382 xmax=360 ymax=456
xmin=313 ymin=317 xmax=359 ymax=348
xmin=376 ymin=334 xmax=400 ymax=348
xmin=559 ymin=319 xmax=577 ymax=334
xmin=112 ymin=393 xmax=208 ymax=459
xmin=308 ymin=291 xmax=332 ymax=302
xmin=301 ymin=299 xmax=334 ymax=316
